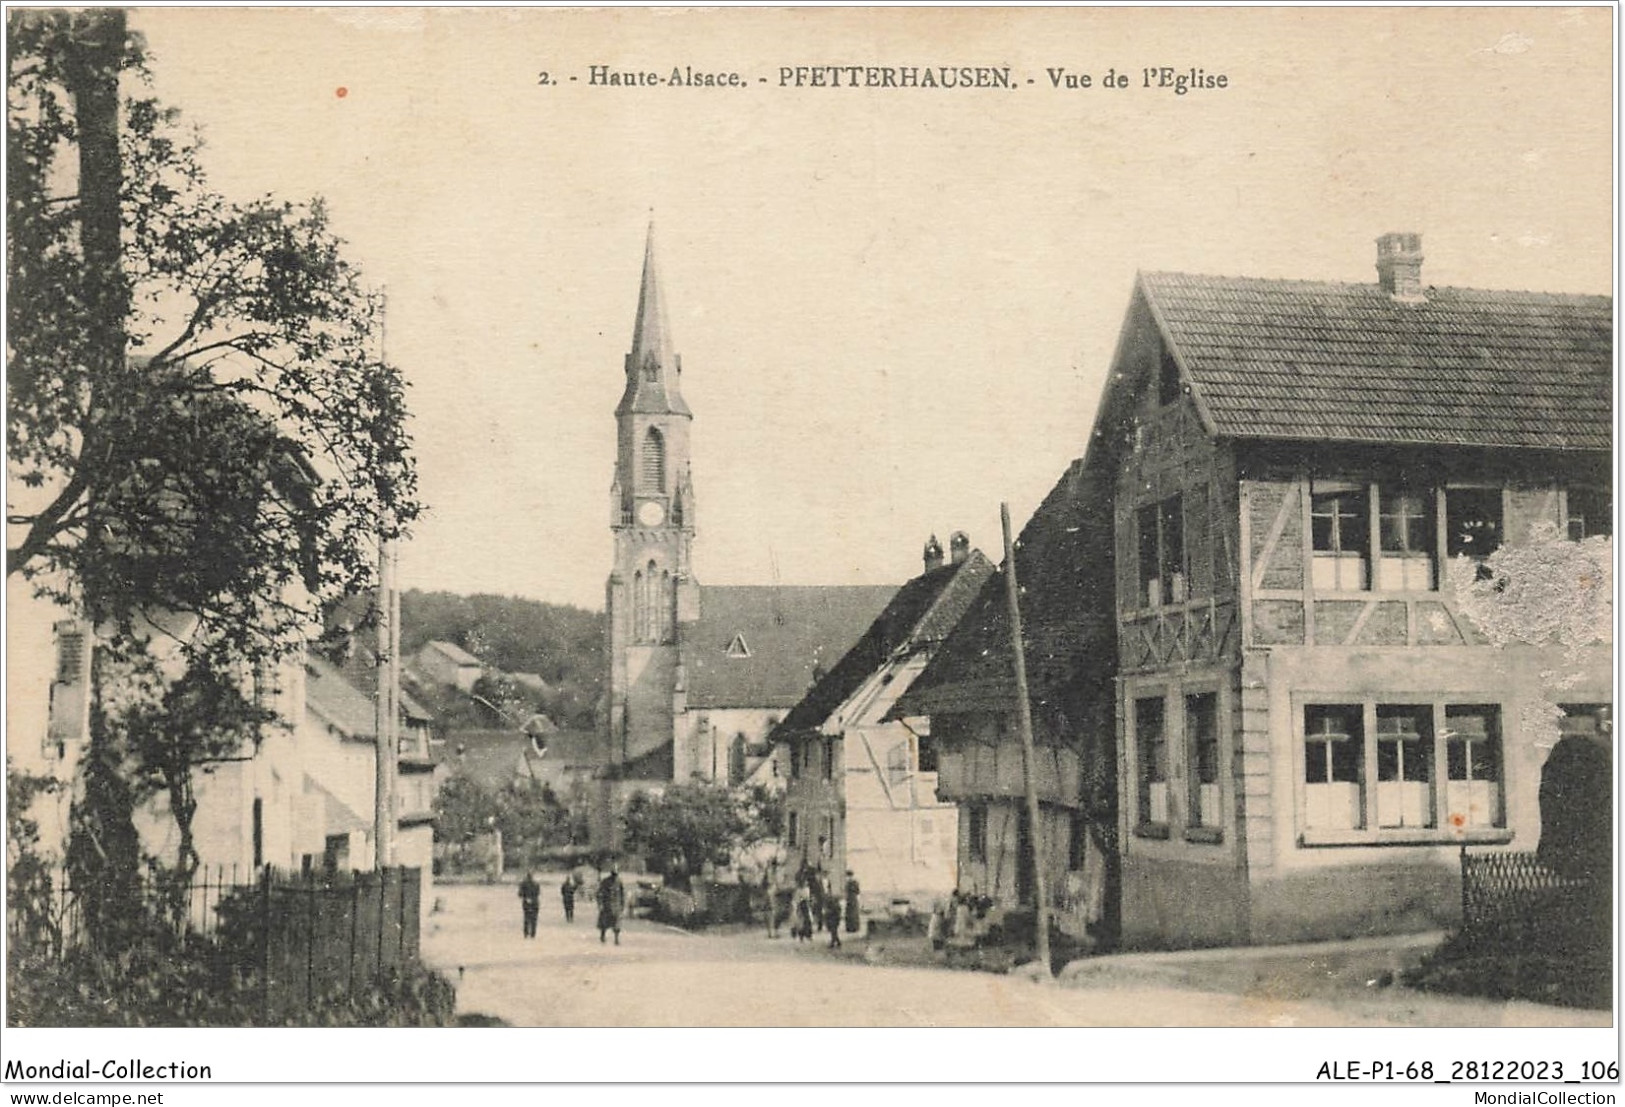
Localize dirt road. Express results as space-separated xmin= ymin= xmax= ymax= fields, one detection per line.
xmin=421 ymin=880 xmax=1607 ymax=1029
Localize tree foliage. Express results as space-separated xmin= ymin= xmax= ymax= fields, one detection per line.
xmin=620 ymin=782 xmax=783 ymax=885
xmin=432 ymin=771 xmax=591 ymax=871
xmin=7 ymin=10 xmax=419 ymax=659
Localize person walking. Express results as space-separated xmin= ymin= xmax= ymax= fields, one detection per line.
xmin=762 ymin=862 xmax=780 ymax=939
xmin=843 ymin=871 xmax=861 ymax=934
xmin=823 ymin=890 xmax=842 ymax=949
xmin=560 ymin=872 xmax=577 ymax=922
xmin=517 ymin=871 xmax=541 ymax=939
xmin=596 ymin=868 xmax=627 ymax=945
xmin=790 ymin=882 xmax=812 ymax=942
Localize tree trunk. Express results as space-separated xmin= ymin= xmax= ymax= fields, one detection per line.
xmin=60 ymin=8 xmax=128 ymax=612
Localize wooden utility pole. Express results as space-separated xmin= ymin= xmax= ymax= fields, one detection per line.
xmin=374 ymin=533 xmax=397 ymax=869
xmin=1002 ymin=502 xmax=1051 ymax=977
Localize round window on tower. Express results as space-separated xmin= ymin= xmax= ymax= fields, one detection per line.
xmin=637 ymin=500 xmax=665 ymax=527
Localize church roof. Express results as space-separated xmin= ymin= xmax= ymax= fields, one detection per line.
xmin=685 ymin=584 xmax=898 ymax=709
xmin=617 ymin=224 xmax=692 ymax=418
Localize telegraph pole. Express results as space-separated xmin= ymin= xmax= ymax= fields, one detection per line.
xmin=1002 ymin=502 xmax=1051 ymax=977
xmin=374 ymin=531 xmax=397 ymax=869
xmin=373 ymin=289 xmax=398 ymax=870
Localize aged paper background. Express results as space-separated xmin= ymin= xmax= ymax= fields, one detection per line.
xmin=4 ymin=3 xmax=1615 ymax=1089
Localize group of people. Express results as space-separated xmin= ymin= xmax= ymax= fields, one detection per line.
xmin=926 ymin=888 xmax=989 ymax=951
xmin=516 ymin=866 xmax=627 ymax=945
xmin=770 ymin=863 xmax=859 ymax=949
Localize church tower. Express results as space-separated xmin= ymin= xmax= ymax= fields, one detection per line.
xmin=604 ymin=226 xmax=699 ymax=780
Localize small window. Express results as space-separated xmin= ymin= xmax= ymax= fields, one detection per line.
xmin=1446 ymin=488 xmax=1503 ymax=560
xmin=1567 ymin=487 xmax=1613 ymax=541
xmin=823 ymin=737 xmax=837 ymax=782
xmin=1375 ymin=706 xmax=1434 ymax=828
xmin=725 ymin=633 xmax=750 ymax=659
xmin=1068 ymin=809 xmax=1089 ymax=872
xmin=967 ymin=805 xmax=988 ymax=863
xmin=916 ymin=732 xmax=939 ymax=774
xmin=886 ymin=741 xmax=910 ymax=785
xmin=1185 ymin=692 xmax=1221 ymax=829
xmin=1158 ymin=347 xmax=1182 ymax=406
xmin=1136 ymin=696 xmax=1168 ymax=826
xmin=787 ymin=811 xmax=800 ymax=847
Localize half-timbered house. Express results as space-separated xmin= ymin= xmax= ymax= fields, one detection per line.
xmin=1102 ymin=234 xmax=1612 ymax=946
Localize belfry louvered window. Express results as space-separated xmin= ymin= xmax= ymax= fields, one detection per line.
xmin=641 ymin=428 xmax=666 ymax=490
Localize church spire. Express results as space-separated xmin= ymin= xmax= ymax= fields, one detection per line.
xmin=618 ymin=222 xmax=691 ymax=417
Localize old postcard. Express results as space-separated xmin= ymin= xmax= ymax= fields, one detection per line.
xmin=3 ymin=3 xmax=1616 ymax=1094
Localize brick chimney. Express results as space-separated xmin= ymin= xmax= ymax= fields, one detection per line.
xmin=949 ymin=530 xmax=971 ymax=565
xmin=1375 ymin=232 xmax=1426 ymax=303
xmin=923 ymin=534 xmax=944 ymax=572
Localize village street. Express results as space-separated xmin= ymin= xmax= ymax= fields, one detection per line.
xmin=420 ymin=879 xmax=1607 ymax=1029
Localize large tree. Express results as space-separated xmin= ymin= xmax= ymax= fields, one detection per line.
xmin=7 ymin=11 xmax=421 ymax=934
xmin=8 ymin=10 xmax=417 ymax=643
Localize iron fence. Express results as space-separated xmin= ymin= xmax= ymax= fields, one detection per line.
xmin=1459 ymin=848 xmax=1605 ymax=949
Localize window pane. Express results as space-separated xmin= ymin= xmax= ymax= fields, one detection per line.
xmin=1137 ymin=698 xmax=1166 ymax=781
xmin=1137 ymin=503 xmax=1160 ymax=604
xmin=1306 ymin=739 xmax=1330 ymax=784
xmin=1568 ymin=487 xmax=1613 ymax=541
xmin=1304 ymin=704 xmax=1363 ymax=829
xmin=1186 ymin=692 xmax=1220 ymax=828
xmin=1446 ymin=489 xmax=1503 ymax=558
xmin=1446 ymin=705 xmax=1503 ymax=828
xmin=1160 ymin=495 xmax=1185 ymax=599
xmin=1137 ymin=696 xmax=1168 ymax=824
xmin=1376 ymin=705 xmax=1434 ymax=826
xmin=1312 ymin=491 xmax=1368 ymax=554
xmin=1380 ymin=489 xmax=1434 ymax=553
xmin=1187 ymin=693 xmax=1219 ymax=784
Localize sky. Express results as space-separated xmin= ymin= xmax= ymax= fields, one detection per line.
xmin=124 ymin=6 xmax=1614 ymax=612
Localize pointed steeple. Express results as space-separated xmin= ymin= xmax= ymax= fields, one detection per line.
xmin=618 ymin=222 xmax=691 ymax=417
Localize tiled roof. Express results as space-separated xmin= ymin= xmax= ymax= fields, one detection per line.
xmin=1141 ymin=272 xmax=1613 ymax=451
xmin=774 ymin=552 xmax=994 ymax=737
xmin=423 ymin=639 xmax=482 ymax=667
xmin=685 ymin=585 xmax=898 ymax=709
xmin=304 ymin=654 xmax=435 ymax=740
xmin=893 ymin=461 xmax=1115 ymax=722
xmin=437 ymin=727 xmax=604 ymax=791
